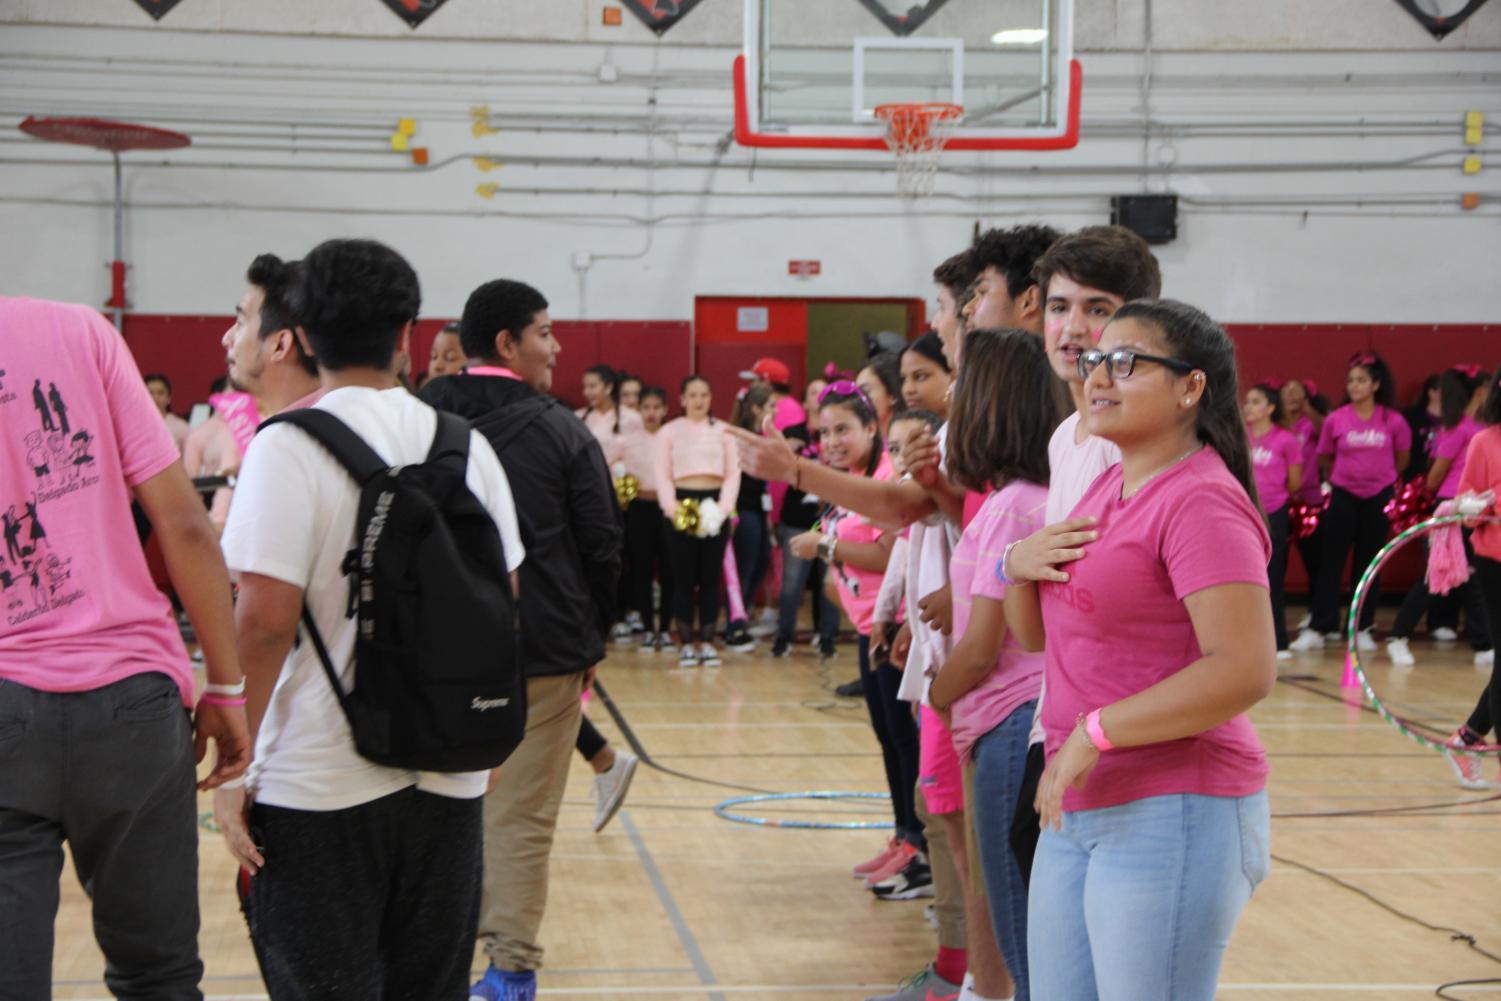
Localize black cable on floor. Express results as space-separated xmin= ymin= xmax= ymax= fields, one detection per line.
xmin=1272 ymin=852 xmax=1501 ymax=999
xmin=589 ymin=679 xmax=778 ymax=797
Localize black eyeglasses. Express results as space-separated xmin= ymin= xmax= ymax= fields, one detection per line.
xmin=1078 ymin=348 xmax=1197 ymax=381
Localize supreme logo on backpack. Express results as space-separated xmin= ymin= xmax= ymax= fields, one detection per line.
xmin=259 ymin=408 xmax=526 ymax=772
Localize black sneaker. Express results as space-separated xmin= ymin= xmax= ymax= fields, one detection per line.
xmin=834 ymin=678 xmax=864 ymax=698
xmin=725 ymin=625 xmax=756 ymax=653
xmin=871 ymin=854 xmax=933 ymax=901
xmin=771 ymin=636 xmax=791 ymax=658
xmin=819 ymin=636 xmax=837 ymax=660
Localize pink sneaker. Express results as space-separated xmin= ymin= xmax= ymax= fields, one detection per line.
xmin=852 ymin=837 xmax=901 ymax=879
xmin=1443 ymin=730 xmax=1491 ymax=791
xmin=864 ymin=840 xmax=919 ymax=889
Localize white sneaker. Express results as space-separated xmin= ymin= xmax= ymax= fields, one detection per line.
xmin=1276 ymin=649 xmax=1293 ymax=662
xmin=591 ymin=751 xmax=639 ymax=832
xmin=1386 ymin=637 xmax=1415 ymax=666
xmin=1289 ymin=628 xmax=1324 ymax=652
xmin=1295 ymin=613 xmax=1312 ymax=631
xmin=1432 ymin=627 xmax=1460 ymax=642
xmin=610 ymin=621 xmax=634 ymax=642
xmin=699 ymin=642 xmax=722 ymax=668
xmin=678 ymin=645 xmax=699 ymax=668
xmin=1356 ymin=628 xmax=1377 ymax=652
xmin=1475 ymin=649 xmax=1495 ymax=668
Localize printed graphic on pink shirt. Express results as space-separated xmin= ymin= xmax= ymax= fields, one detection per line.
xmin=4 ymin=374 xmax=97 ymax=627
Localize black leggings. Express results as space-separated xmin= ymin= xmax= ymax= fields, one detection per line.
xmin=1268 ymin=506 xmax=1291 ymax=650
xmin=858 ymin=634 xmax=924 ymax=848
xmin=626 ymin=498 xmax=674 ymax=634
xmin=577 ymin=715 xmax=607 ymax=762
xmin=1392 ymin=530 xmax=1493 ymax=649
xmin=1310 ymin=485 xmax=1393 ymax=634
xmin=1462 ymin=557 xmax=1501 ymax=742
xmin=665 ymin=488 xmax=730 ymax=642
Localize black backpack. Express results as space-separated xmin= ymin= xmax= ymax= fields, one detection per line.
xmin=258 ymin=408 xmax=527 ymax=773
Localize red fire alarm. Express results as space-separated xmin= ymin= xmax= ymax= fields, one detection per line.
xmin=788 ymin=260 xmax=821 ymax=277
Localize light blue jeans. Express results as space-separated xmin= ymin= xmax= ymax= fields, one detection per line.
xmin=971 ymin=701 xmax=1037 ymax=1001
xmin=1027 ymin=790 xmax=1270 ymax=1001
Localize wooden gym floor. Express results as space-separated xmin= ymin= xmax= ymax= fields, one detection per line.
xmin=49 ymin=607 xmax=1501 ymax=1001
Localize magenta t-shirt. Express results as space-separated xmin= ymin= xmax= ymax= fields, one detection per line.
xmin=1248 ymin=424 xmax=1303 ymax=514
xmin=0 ymin=298 xmax=192 ymax=703
xmin=773 ymin=396 xmax=806 ymax=432
xmin=1288 ymin=415 xmax=1322 ymax=505
xmin=1317 ymin=405 xmax=1411 ymax=499
xmin=1039 ymin=447 xmax=1271 ymax=812
xmin=947 ymin=481 xmax=1047 ymax=762
xmin=1433 ymin=416 xmax=1481 ymax=499
xmin=827 ymin=455 xmax=893 ymax=636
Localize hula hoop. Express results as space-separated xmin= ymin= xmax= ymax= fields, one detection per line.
xmin=1345 ymin=513 xmax=1501 ymax=756
xmin=714 ymin=791 xmax=893 ymax=830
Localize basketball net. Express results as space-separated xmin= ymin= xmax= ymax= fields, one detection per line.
xmin=874 ymin=103 xmax=962 ymax=198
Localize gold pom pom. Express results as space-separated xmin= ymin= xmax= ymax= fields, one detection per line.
xmin=614 ymin=473 xmax=639 ymax=510
xmin=673 ymin=497 xmax=701 ymax=535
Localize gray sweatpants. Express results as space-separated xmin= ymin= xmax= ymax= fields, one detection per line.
xmin=0 ymin=672 xmax=202 ymax=1001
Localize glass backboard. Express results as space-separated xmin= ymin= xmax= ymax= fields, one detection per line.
xmin=735 ymin=0 xmax=1079 ymax=150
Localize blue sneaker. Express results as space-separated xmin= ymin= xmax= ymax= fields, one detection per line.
xmin=469 ymin=966 xmax=536 ymax=1001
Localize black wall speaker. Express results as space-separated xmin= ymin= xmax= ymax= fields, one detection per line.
xmin=1111 ymin=194 xmax=1178 ymax=245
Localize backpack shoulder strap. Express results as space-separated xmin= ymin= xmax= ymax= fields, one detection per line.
xmin=260 ymin=409 xmax=388 ymax=485
xmin=473 ymin=395 xmax=555 ymax=455
xmin=426 ymin=411 xmax=472 ymax=466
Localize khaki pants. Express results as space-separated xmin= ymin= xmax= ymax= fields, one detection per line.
xmin=914 ymin=779 xmax=966 ymax=950
xmin=478 ymin=671 xmax=586 ymax=972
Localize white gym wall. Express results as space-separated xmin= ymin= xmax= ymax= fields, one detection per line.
xmin=0 ymin=0 xmax=1497 ymax=322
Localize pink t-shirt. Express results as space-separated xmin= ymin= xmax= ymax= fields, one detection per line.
xmin=1317 ymin=405 xmax=1411 ymax=499
xmin=0 ymin=298 xmax=192 ymax=703
xmin=1459 ymin=426 xmax=1501 ymax=562
xmin=1432 ymin=416 xmax=1481 ymax=499
xmin=947 ymin=481 xmax=1048 ymax=762
xmin=1039 ymin=447 xmax=1271 ymax=812
xmin=1248 ymin=424 xmax=1303 ymax=513
xmin=1287 ymin=415 xmax=1323 ymax=505
xmin=827 ymin=455 xmax=894 ymax=636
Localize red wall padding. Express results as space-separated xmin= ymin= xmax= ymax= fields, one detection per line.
xmin=121 ymin=314 xmax=692 ymax=415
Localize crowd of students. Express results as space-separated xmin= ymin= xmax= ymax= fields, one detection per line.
xmin=2 ymin=218 xmax=1498 ymax=1001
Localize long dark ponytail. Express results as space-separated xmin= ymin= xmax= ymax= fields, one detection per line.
xmin=1111 ymin=299 xmax=1261 ymax=510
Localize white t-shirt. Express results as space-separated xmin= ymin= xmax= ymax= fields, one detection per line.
xmin=221 ymin=386 xmax=525 ymax=811
xmin=1045 ymin=411 xmax=1122 ymax=524
xmin=1032 ymin=409 xmax=1122 ymax=746
xmin=898 ymin=423 xmax=961 ymax=705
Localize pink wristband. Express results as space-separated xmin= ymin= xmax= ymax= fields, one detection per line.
xmin=1084 ymin=709 xmax=1113 ymax=752
xmin=198 ymin=694 xmax=247 ymax=708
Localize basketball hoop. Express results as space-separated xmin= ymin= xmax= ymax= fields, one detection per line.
xmin=18 ymin=116 xmax=191 ymax=330
xmin=873 ymin=102 xmax=962 ymax=198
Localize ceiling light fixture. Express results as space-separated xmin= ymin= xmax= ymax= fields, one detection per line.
xmin=991 ymin=28 xmax=1048 ymax=45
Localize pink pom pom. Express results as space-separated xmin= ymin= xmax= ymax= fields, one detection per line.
xmin=1426 ymin=501 xmax=1472 ymax=596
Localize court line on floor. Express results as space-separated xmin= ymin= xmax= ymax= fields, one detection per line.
xmin=619 ymin=810 xmax=726 ymax=1001
xmin=75 ymin=982 xmax=1501 ymax=1000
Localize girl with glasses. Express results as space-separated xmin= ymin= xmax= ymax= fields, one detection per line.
xmin=1009 ymin=300 xmax=1277 ymax=1001
xmin=788 ymin=384 xmax=926 ymax=893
